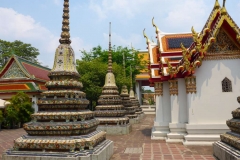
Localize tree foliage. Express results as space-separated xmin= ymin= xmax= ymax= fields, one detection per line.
xmin=0 ymin=39 xmax=40 ymax=70
xmin=4 ymin=92 xmax=34 ymax=128
xmin=76 ymin=45 xmax=146 ymax=109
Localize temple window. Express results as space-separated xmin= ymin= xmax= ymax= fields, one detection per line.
xmin=222 ymin=77 xmax=232 ymax=92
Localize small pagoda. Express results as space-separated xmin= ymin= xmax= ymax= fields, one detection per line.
xmin=94 ymin=23 xmax=131 ymax=135
xmin=213 ymin=96 xmax=240 ymax=159
xmin=3 ymin=1 xmax=113 ymax=159
xmin=129 ymin=67 xmax=144 ymax=120
xmin=120 ymin=55 xmax=138 ymax=124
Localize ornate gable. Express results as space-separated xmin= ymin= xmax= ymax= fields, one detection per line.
xmin=2 ymin=62 xmax=27 ymax=79
xmin=208 ymin=29 xmax=239 ymax=53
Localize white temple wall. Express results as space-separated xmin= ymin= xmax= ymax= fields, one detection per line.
xmin=189 ymin=59 xmax=240 ymax=124
xmin=184 ymin=59 xmax=240 ymax=145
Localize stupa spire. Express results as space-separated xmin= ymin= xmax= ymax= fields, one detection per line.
xmin=123 ymin=52 xmax=126 ymax=78
xmin=130 ymin=65 xmax=133 ymax=89
xmin=59 ymin=0 xmax=71 ymax=44
xmin=107 ymin=22 xmax=113 ymax=73
xmin=223 ymin=0 xmax=226 ymax=7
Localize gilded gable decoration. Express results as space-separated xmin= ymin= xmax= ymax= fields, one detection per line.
xmin=222 ymin=77 xmax=232 ymax=92
xmin=2 ymin=62 xmax=27 ymax=79
xmin=154 ymin=82 xmax=163 ymax=96
xmin=208 ymin=29 xmax=239 ymax=53
xmin=185 ymin=76 xmax=197 ymax=94
xmin=169 ymin=79 xmax=178 ymax=95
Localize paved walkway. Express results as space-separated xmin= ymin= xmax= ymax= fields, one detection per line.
xmin=0 ymin=115 xmax=215 ymax=160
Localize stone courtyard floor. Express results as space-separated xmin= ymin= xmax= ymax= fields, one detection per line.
xmin=0 ymin=115 xmax=215 ymax=160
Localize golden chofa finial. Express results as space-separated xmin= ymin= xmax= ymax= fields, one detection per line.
xmin=214 ymin=0 xmax=220 ymax=9
xmin=152 ymin=17 xmax=160 ymax=34
xmin=143 ymin=28 xmax=149 ymax=45
xmin=221 ymin=0 xmax=227 ymax=15
xmin=59 ymin=0 xmax=71 ymax=44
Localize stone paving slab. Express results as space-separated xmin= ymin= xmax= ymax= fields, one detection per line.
xmin=0 ymin=115 xmax=215 ymax=160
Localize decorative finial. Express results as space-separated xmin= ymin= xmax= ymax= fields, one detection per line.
xmin=214 ymin=0 xmax=220 ymax=9
xmin=143 ymin=28 xmax=149 ymax=45
xmin=223 ymin=0 xmax=226 ymax=7
xmin=221 ymin=0 xmax=227 ymax=15
xmin=59 ymin=0 xmax=71 ymax=44
xmin=152 ymin=17 xmax=160 ymax=34
xmin=107 ymin=22 xmax=113 ymax=73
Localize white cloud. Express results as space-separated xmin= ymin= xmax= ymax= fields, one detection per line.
xmin=0 ymin=7 xmax=90 ymax=66
xmin=103 ymin=32 xmax=142 ymax=49
xmin=89 ymin=0 xmax=150 ymax=20
xmin=164 ymin=0 xmax=209 ymax=31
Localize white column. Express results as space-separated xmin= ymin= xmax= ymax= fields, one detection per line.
xmin=151 ymin=82 xmax=170 ymax=140
xmin=135 ymin=81 xmax=142 ymax=105
xmin=31 ymin=95 xmax=38 ymax=113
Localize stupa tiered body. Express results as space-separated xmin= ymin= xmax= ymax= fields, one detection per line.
xmin=3 ymin=1 xmax=113 ymax=159
xmin=120 ymin=85 xmax=138 ymax=124
xmin=213 ymin=97 xmax=240 ymax=160
xmin=94 ymin=23 xmax=131 ymax=135
xmin=129 ymin=88 xmax=144 ymax=120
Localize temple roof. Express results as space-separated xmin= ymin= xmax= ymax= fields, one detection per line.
xmin=145 ymin=0 xmax=240 ymax=83
xmin=0 ymin=55 xmax=50 ymax=82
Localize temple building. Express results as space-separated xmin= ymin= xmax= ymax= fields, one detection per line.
xmin=94 ymin=23 xmax=131 ymax=135
xmin=144 ymin=0 xmax=240 ymax=145
xmin=3 ymin=0 xmax=113 ymax=159
xmin=0 ymin=55 xmax=50 ymax=112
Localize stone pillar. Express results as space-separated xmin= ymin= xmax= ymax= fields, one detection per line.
xmin=167 ymin=79 xmax=187 ymax=143
xmin=151 ymin=81 xmax=170 ymax=140
xmin=31 ymin=95 xmax=38 ymax=113
xmin=135 ymin=81 xmax=142 ymax=105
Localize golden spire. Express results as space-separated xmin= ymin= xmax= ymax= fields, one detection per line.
xmin=152 ymin=17 xmax=160 ymax=34
xmin=143 ymin=28 xmax=149 ymax=45
xmin=107 ymin=22 xmax=113 ymax=73
xmin=214 ymin=0 xmax=220 ymax=9
xmin=59 ymin=0 xmax=71 ymax=44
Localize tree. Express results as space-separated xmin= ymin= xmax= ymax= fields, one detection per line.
xmin=0 ymin=39 xmax=40 ymax=70
xmin=77 ymin=45 xmax=146 ymax=109
xmin=80 ymin=45 xmax=147 ymax=79
xmin=4 ymin=92 xmax=34 ymax=128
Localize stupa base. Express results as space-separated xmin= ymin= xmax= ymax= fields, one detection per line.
xmin=3 ymin=140 xmax=113 ymax=160
xmin=213 ymin=141 xmax=240 ymax=160
xmin=129 ymin=117 xmax=139 ymax=124
xmin=138 ymin=113 xmax=145 ymax=121
xmin=96 ymin=124 xmax=132 ymax=135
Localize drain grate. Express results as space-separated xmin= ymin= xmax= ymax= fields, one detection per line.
xmin=124 ymin=148 xmax=142 ymax=154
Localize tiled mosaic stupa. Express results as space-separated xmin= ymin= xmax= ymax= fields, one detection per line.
xmin=120 ymin=55 xmax=138 ymax=124
xmin=3 ymin=0 xmax=113 ymax=159
xmin=129 ymin=67 xmax=144 ymax=120
xmin=94 ymin=23 xmax=131 ymax=135
xmin=213 ymin=95 xmax=240 ymax=159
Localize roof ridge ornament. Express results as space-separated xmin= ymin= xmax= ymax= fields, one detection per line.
xmin=59 ymin=0 xmax=71 ymax=44
xmin=143 ymin=28 xmax=149 ymax=45
xmin=214 ymin=0 xmax=220 ymax=9
xmin=152 ymin=17 xmax=160 ymax=34
xmin=107 ymin=22 xmax=113 ymax=73
xmin=221 ymin=0 xmax=227 ymax=15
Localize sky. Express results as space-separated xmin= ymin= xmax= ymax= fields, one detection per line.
xmin=0 ymin=0 xmax=239 ymax=68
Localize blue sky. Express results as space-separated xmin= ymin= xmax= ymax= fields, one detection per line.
xmin=0 ymin=0 xmax=239 ymax=67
